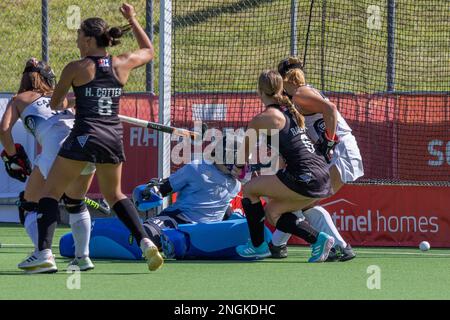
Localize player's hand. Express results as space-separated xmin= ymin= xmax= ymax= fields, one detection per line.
xmin=316 ymin=131 xmax=339 ymax=163
xmin=147 ymin=177 xmax=164 ymax=187
xmin=120 ymin=3 xmax=137 ymax=21
xmin=1 ymin=144 xmax=32 ymax=182
xmin=142 ymin=185 xmax=162 ymax=200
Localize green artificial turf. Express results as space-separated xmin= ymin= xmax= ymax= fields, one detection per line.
xmin=1 ymin=223 xmax=450 ymax=300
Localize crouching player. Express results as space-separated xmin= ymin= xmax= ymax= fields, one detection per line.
xmin=60 ymin=156 xmax=272 ymax=260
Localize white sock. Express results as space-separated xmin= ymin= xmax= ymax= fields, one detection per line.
xmin=69 ymin=209 xmax=91 ymax=259
xmin=140 ymin=238 xmax=156 ymax=249
xmin=304 ymin=206 xmax=347 ymax=248
xmin=38 ymin=249 xmax=53 ymax=259
xmin=24 ymin=211 xmax=38 ymax=250
xmin=271 ymin=210 xmax=304 ymax=246
xmin=271 ymin=230 xmax=291 ymax=246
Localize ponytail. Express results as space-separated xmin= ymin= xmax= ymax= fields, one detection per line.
xmin=81 ymin=18 xmax=132 ymax=48
xmin=103 ymin=24 xmax=132 ymax=47
xmin=274 ymin=94 xmax=305 ymax=129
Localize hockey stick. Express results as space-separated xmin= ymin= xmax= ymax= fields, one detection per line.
xmin=119 ymin=115 xmax=201 ymax=139
xmin=16 ymin=197 xmax=111 ymax=216
xmin=83 ymin=197 xmax=110 ymax=215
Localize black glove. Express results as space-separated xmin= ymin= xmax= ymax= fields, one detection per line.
xmin=1 ymin=144 xmax=32 ymax=182
xmin=317 ymin=131 xmax=339 ymax=163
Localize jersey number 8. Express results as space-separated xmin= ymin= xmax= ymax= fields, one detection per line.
xmin=98 ymin=97 xmax=113 ymax=116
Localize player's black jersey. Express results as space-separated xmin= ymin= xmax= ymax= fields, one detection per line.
xmin=59 ymin=55 xmax=126 ymax=164
xmin=73 ymin=55 xmax=123 ymax=120
xmin=269 ymin=104 xmax=328 ymax=175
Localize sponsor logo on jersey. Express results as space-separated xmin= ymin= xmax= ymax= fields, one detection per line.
xmin=314 ymin=119 xmax=326 ymax=135
xmin=24 ymin=116 xmax=36 ymax=134
xmin=77 ymin=135 xmax=89 ymax=148
xmin=98 ymin=58 xmax=110 ymax=68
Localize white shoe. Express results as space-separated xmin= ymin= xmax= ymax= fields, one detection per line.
xmin=140 ymin=239 xmax=164 ymax=271
xmin=67 ymin=257 xmax=95 ymax=271
xmin=18 ymin=250 xmax=57 ymax=274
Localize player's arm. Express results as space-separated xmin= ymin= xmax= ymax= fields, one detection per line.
xmin=0 ymin=99 xmax=20 ymax=155
xmin=50 ymin=62 xmax=78 ymax=110
xmin=167 ymin=164 xmax=195 ymax=193
xmin=114 ymin=4 xmax=154 ymax=82
xmin=293 ymin=86 xmax=338 ymax=139
xmin=0 ymin=98 xmax=32 ymax=182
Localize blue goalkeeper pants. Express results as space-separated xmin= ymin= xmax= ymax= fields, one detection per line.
xmin=59 ymin=215 xmax=272 ymax=260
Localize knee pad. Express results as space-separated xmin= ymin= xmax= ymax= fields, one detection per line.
xmin=62 ymin=193 xmax=87 ymax=213
xmin=17 ymin=191 xmax=39 ymax=225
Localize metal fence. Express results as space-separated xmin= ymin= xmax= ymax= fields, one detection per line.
xmin=1 ymin=1 xmax=449 ymax=94
xmin=0 ymin=0 xmax=155 ymax=93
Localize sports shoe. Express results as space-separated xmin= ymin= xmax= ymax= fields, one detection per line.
xmin=269 ymin=241 xmax=288 ymax=259
xmin=325 ymin=247 xmax=339 ymax=262
xmin=18 ymin=250 xmax=58 ymax=274
xmin=338 ymin=244 xmax=356 ymax=262
xmin=236 ymin=240 xmax=271 ymax=259
xmin=67 ymin=257 xmax=95 ymax=271
xmin=308 ymin=232 xmax=335 ymax=263
xmin=141 ymin=239 xmax=164 ymax=271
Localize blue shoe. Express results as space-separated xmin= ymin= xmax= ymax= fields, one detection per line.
xmin=308 ymin=232 xmax=335 ymax=263
xmin=236 ymin=240 xmax=271 ymax=259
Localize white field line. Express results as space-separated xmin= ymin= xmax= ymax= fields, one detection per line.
xmin=0 ymin=243 xmax=58 ymax=248
xmin=3 ymin=244 xmax=450 ymax=257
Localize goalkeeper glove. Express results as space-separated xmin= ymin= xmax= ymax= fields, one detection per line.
xmin=1 ymin=144 xmax=32 ymax=182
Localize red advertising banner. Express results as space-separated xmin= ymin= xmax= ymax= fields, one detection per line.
xmin=85 ymin=93 xmax=449 ymax=248
xmin=287 ymin=184 xmax=450 ymax=247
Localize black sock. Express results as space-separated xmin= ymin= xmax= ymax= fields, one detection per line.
xmin=113 ymin=198 xmax=147 ymax=245
xmin=37 ymin=197 xmax=60 ymax=251
xmin=276 ymin=212 xmax=319 ymax=244
xmin=242 ymin=198 xmax=266 ymax=247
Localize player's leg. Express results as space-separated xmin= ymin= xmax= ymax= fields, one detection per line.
xmin=21 ymin=167 xmax=46 ymax=250
xmin=313 ymin=165 xmax=355 ymax=261
xmin=96 ymin=163 xmax=163 ymax=271
xmin=142 ymin=211 xmax=186 ymax=259
xmin=63 ymin=169 xmax=96 ymax=271
xmin=19 ymin=157 xmax=87 ymax=273
xmin=270 ymin=165 xmax=352 ymax=260
xmin=265 ymin=200 xmax=335 ymax=263
xmin=237 ymin=174 xmax=332 ymax=260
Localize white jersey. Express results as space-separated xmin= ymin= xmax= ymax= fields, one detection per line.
xmin=304 ymin=111 xmax=352 ymax=144
xmin=299 ymin=87 xmax=364 ymax=183
xmin=20 ymin=96 xmax=75 ymax=146
xmin=19 ymin=96 xmax=94 ymax=179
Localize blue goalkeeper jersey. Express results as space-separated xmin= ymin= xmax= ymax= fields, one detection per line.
xmin=167 ymin=160 xmax=241 ymax=223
